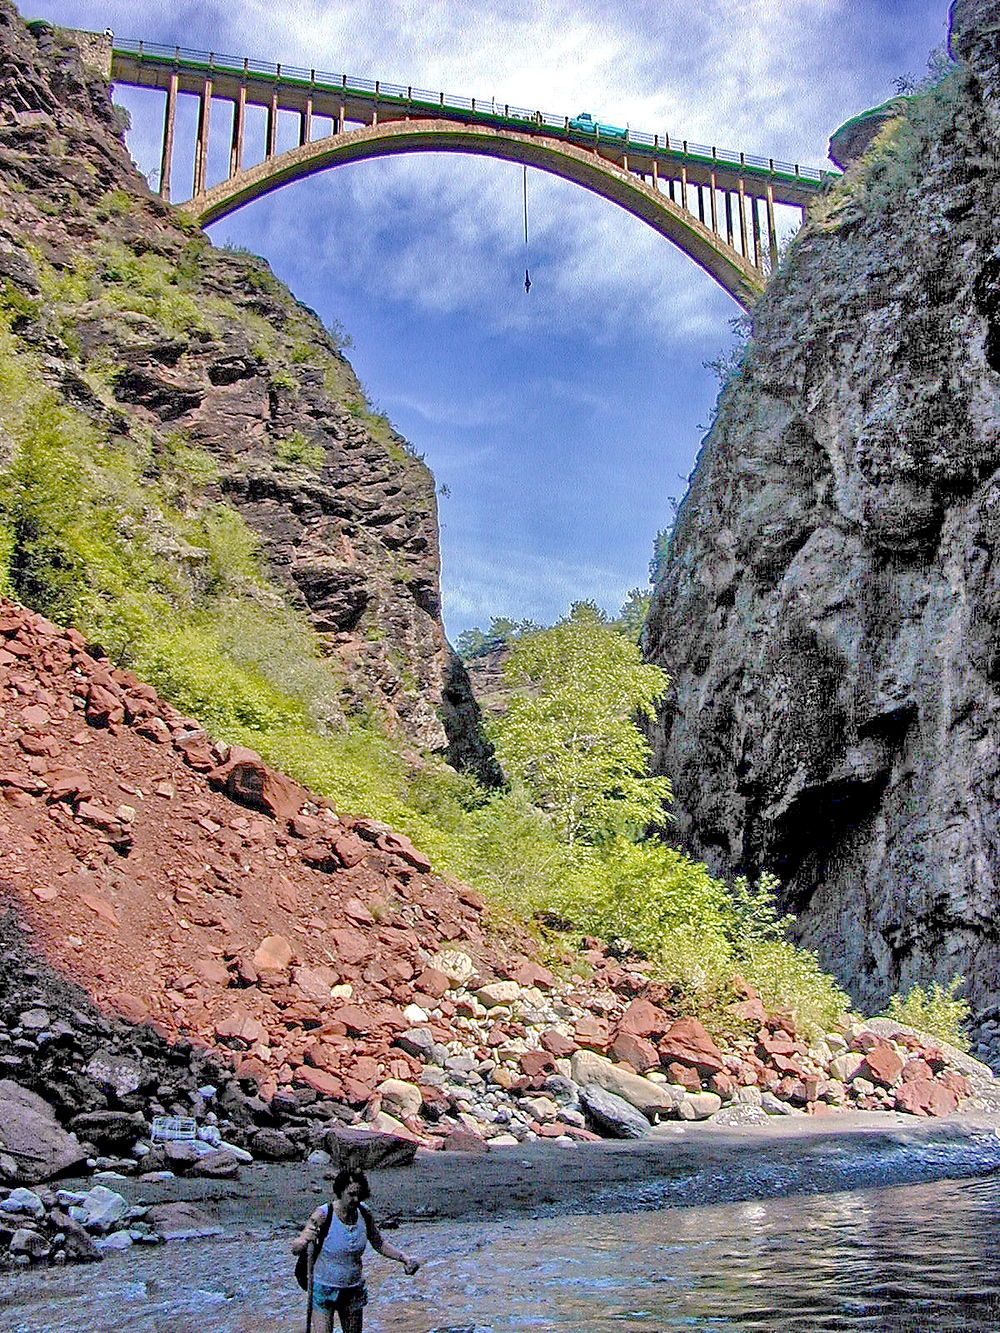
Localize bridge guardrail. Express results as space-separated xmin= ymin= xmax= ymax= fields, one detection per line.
xmin=112 ymin=37 xmax=831 ymax=186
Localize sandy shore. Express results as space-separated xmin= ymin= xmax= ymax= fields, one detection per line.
xmin=68 ymin=1109 xmax=1000 ymax=1240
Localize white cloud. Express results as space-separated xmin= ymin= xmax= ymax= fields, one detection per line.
xmin=441 ymin=545 xmax=635 ymax=629
xmin=380 ymin=387 xmax=511 ymax=431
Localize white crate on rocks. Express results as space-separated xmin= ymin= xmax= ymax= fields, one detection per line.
xmin=150 ymin=1115 xmax=196 ymax=1143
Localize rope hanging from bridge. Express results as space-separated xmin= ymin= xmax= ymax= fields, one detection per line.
xmin=522 ymin=165 xmax=531 ymax=294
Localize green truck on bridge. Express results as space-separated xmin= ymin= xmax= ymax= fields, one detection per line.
xmin=569 ymin=111 xmax=627 ymax=141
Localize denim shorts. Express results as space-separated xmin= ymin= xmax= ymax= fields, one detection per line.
xmin=313 ymin=1281 xmax=368 ymax=1315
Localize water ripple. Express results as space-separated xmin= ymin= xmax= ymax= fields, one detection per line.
xmin=3 ymin=1140 xmax=1000 ymax=1332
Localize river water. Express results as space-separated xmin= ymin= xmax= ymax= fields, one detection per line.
xmin=4 ymin=1138 xmax=1000 ymax=1333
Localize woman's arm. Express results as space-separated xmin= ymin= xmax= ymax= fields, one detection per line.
xmin=291 ymin=1205 xmax=328 ymax=1255
xmin=363 ymin=1209 xmax=420 ymax=1274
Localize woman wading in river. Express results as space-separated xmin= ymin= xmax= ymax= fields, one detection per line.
xmin=292 ymin=1167 xmax=420 ymax=1332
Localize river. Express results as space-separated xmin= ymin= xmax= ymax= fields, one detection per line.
xmin=4 ymin=1130 xmax=1000 ymax=1333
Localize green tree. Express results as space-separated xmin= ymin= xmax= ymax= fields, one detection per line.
xmin=487 ymin=603 xmax=671 ymax=844
xmin=615 ymin=587 xmax=651 ymax=642
xmin=455 ymin=615 xmax=540 ymax=661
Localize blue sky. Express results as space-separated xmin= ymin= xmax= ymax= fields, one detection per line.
xmin=42 ymin=0 xmax=950 ymax=638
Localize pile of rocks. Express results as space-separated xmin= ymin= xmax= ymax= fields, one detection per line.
xmin=353 ymin=977 xmax=1000 ymax=1147
xmin=0 ymin=1183 xmax=161 ymax=1266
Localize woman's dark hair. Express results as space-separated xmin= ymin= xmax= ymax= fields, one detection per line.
xmin=331 ymin=1167 xmax=370 ymax=1201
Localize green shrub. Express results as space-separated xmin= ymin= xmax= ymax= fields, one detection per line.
xmin=881 ymin=975 xmax=970 ymax=1051
xmin=95 ymin=188 xmax=133 ymax=219
xmin=275 ymin=433 xmax=324 ymax=469
xmin=738 ymin=939 xmax=851 ymax=1039
xmin=0 ymin=519 xmax=14 ymax=596
xmin=0 ymin=278 xmax=39 ymax=325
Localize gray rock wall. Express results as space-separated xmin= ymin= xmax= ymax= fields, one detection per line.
xmin=646 ymin=4 xmax=1000 ymax=1021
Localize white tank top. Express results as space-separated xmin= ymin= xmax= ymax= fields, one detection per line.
xmin=313 ymin=1207 xmax=367 ymax=1288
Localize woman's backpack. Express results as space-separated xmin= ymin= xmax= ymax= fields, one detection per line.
xmin=294 ymin=1204 xmax=333 ymax=1291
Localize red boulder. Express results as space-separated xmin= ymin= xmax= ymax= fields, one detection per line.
xmin=658 ymin=1017 xmax=725 ymax=1075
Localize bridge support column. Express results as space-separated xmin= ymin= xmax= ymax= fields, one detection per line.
xmin=651 ymin=158 xmax=658 ymax=191
xmin=267 ymin=88 xmax=278 ymax=157
xmin=159 ymin=70 xmax=178 ymax=200
xmin=697 ymin=184 xmax=705 ymax=225
xmin=725 ymin=191 xmax=734 ymax=247
xmin=709 ymin=169 xmax=718 ymax=235
xmin=766 ymin=183 xmax=778 ymax=270
xmin=681 ymin=162 xmax=688 ymax=212
xmin=230 ymin=84 xmax=246 ymax=178
xmin=338 ymin=101 xmax=345 ymax=134
xmin=751 ymin=195 xmax=761 ymax=270
xmin=737 ymin=178 xmax=748 ymax=257
xmin=300 ymin=94 xmax=313 ymax=146
xmin=193 ymin=77 xmax=212 ymax=197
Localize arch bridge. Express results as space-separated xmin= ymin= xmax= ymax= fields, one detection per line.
xmin=102 ymin=35 xmax=835 ymax=309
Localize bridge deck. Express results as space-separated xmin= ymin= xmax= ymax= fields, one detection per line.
xmin=112 ymin=40 xmax=833 ymax=209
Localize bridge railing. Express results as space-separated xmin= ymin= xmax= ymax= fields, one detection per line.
xmin=113 ymin=38 xmax=831 ymax=187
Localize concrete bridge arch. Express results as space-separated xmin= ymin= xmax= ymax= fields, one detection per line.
xmin=190 ymin=120 xmax=768 ymax=308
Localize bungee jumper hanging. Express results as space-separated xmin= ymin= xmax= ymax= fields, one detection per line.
xmin=523 ymin=164 xmax=531 ymax=293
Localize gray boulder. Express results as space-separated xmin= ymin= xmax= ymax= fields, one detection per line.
xmin=0 ymin=1080 xmax=86 ymax=1182
xmin=144 ymin=1201 xmax=224 ymax=1241
xmin=0 ymin=1187 xmax=45 ymax=1218
xmin=188 ymin=1150 xmax=241 ymax=1179
xmin=68 ymin=1111 xmax=147 ymax=1150
xmin=249 ymin=1128 xmax=298 ymax=1161
xmin=579 ymin=1084 xmax=651 ymax=1139
xmin=9 ymin=1227 xmax=49 ymax=1260
xmin=571 ymin=1050 xmax=678 ymax=1118
xmin=324 ymin=1126 xmax=418 ymax=1170
xmin=84 ymin=1049 xmax=147 ymax=1098
xmin=73 ymin=1184 xmax=128 ymax=1234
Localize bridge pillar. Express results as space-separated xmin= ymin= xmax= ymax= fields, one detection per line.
xmin=766 ymin=183 xmax=778 ymax=270
xmin=300 ymin=93 xmax=313 ymax=146
xmin=267 ymin=87 xmax=278 ymax=157
xmin=193 ymin=77 xmax=212 ymax=197
xmin=751 ymin=194 xmax=761 ymax=269
xmin=737 ymin=177 xmax=748 ymax=258
xmin=725 ymin=190 xmax=734 ymax=248
xmin=159 ymin=69 xmax=178 ymax=200
xmin=230 ymin=83 xmax=246 ymax=177
xmin=709 ymin=169 xmax=718 ymax=235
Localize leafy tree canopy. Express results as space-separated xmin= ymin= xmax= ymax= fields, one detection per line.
xmin=486 ymin=602 xmax=671 ymax=844
xmin=616 ymin=586 xmax=651 ymax=643
xmin=455 ymin=614 xmax=540 ymax=661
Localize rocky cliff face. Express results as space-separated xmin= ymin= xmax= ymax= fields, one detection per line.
xmin=0 ymin=6 xmax=488 ymax=770
xmin=645 ymin=1 xmax=1000 ymax=1024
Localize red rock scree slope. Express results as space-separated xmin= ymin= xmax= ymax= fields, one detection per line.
xmin=0 ymin=599 xmax=567 ymax=1101
xmin=1 ymin=598 xmax=995 ymax=1206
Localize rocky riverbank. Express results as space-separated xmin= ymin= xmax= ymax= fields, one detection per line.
xmin=4 ymin=596 xmax=1000 ymax=1272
